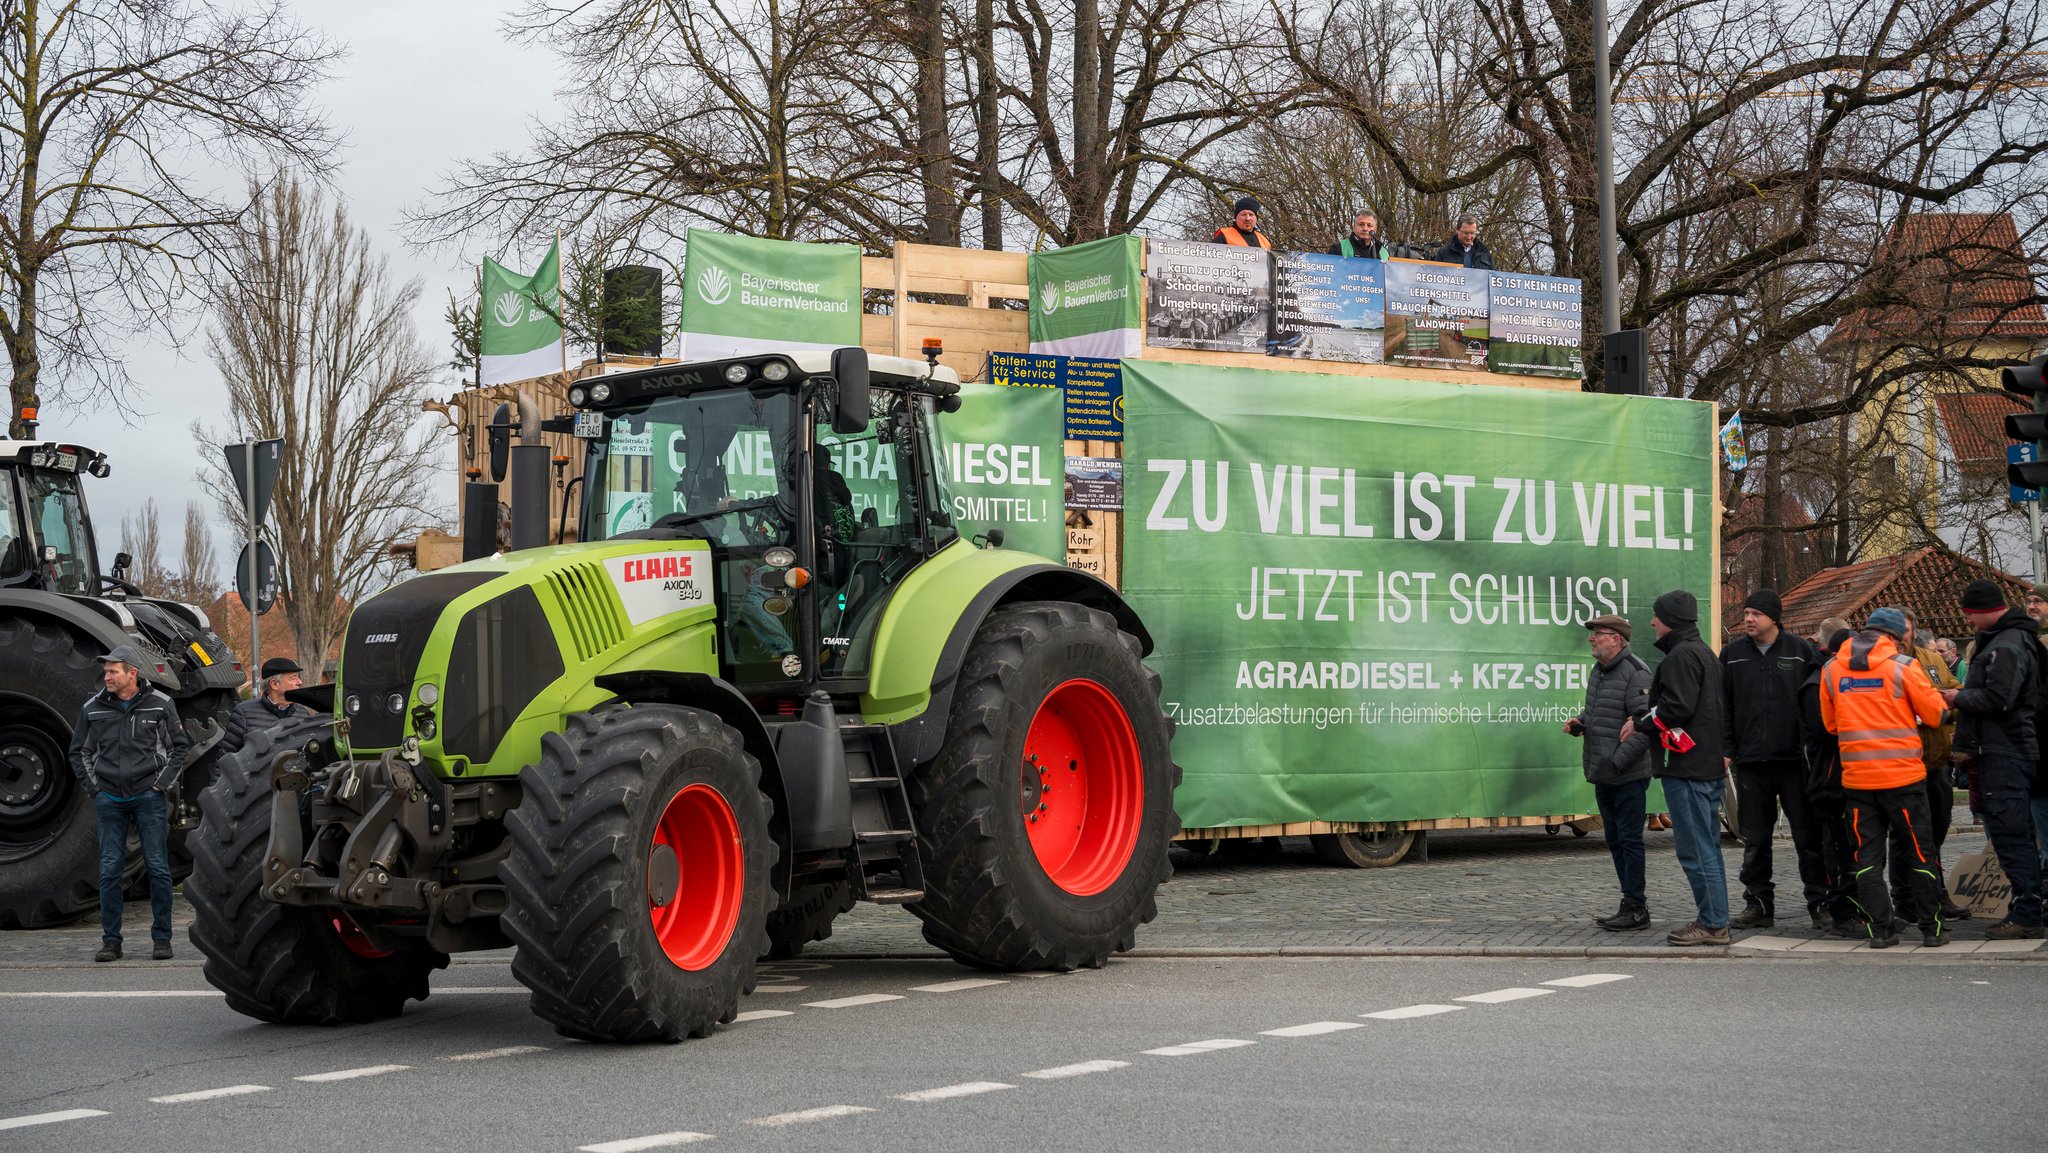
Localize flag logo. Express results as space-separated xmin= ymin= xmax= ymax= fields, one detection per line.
xmin=492 ymin=290 xmax=526 ymax=328
xmin=697 ymin=265 xmax=732 ymax=305
xmin=1039 ymin=281 xmax=1060 ymax=314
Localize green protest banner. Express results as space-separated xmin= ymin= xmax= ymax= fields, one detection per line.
xmin=935 ymin=381 xmax=1065 ymax=558
xmin=479 ymin=240 xmax=563 ymax=385
xmin=1029 ymin=234 xmax=1143 ymax=358
xmin=679 ymin=229 xmax=860 ymax=359
xmin=1120 ymin=360 xmax=1714 ymax=828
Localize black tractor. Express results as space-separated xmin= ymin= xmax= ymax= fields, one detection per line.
xmin=0 ymin=437 xmax=245 ymax=927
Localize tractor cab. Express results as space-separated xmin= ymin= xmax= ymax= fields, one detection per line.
xmin=0 ymin=441 xmax=113 ymax=595
xmin=568 ymin=348 xmax=963 ymax=698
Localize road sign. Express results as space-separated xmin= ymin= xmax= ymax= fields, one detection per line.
xmin=2010 ymin=444 xmax=2039 ymax=504
xmin=225 ymin=439 xmax=284 ymax=527
xmin=234 ymin=540 xmax=278 ymax=615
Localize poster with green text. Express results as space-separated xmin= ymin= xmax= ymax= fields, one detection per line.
xmin=1120 ymin=361 xmax=1714 ymax=828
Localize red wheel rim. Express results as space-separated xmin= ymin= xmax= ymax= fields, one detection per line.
xmin=330 ymin=913 xmax=392 ymax=959
xmin=1021 ymin=679 xmax=1143 ymax=896
xmin=647 ymin=782 xmax=744 ymax=971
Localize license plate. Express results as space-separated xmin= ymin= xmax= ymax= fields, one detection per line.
xmin=573 ymin=411 xmax=605 ymax=439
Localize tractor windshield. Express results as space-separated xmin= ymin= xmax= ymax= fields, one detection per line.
xmin=17 ymin=467 xmax=98 ymax=595
xmin=582 ymin=385 xmax=801 ymax=547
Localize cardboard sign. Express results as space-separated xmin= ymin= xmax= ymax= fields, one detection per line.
xmin=1947 ymin=849 xmax=2011 ymax=920
xmin=1067 ymin=527 xmax=1100 ymax=551
xmin=1067 ymin=552 xmax=1105 ymax=576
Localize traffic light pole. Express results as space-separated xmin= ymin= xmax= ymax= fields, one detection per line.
xmin=2004 ymin=354 xmax=2048 ymax=580
xmin=245 ymin=440 xmax=260 ymax=680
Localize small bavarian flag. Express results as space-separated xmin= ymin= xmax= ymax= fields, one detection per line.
xmin=1720 ymin=411 xmax=1749 ymax=472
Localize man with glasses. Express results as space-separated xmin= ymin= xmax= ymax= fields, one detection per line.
xmin=1564 ymin=615 xmax=1655 ymax=930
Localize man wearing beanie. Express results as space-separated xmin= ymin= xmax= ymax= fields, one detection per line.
xmin=1820 ymin=607 xmax=1953 ymax=946
xmin=1719 ymin=588 xmax=1827 ymax=929
xmin=1944 ymin=579 xmax=2046 ymax=939
xmin=1621 ymin=589 xmax=1731 ymax=945
xmin=1212 ymin=196 xmax=1273 ymax=249
xmin=1564 ymin=614 xmax=1656 ymax=930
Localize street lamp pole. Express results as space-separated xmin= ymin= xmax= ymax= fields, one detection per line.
xmin=1591 ymin=0 xmax=1620 ymax=335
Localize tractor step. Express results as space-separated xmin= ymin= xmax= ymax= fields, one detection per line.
xmin=854 ymin=829 xmax=915 ymax=842
xmin=864 ymin=887 xmax=924 ymax=904
xmin=838 ymin=722 xmax=927 ymax=903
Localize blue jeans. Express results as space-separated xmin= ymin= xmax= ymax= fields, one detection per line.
xmin=1594 ymin=779 xmax=1649 ymax=904
xmin=1664 ymin=776 xmax=1729 ymax=929
xmin=95 ymin=790 xmax=173 ymax=944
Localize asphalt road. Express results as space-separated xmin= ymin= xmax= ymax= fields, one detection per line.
xmin=4 ymin=954 xmax=2042 ymax=1152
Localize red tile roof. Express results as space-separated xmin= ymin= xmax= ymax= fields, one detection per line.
xmin=1827 ymin=213 xmax=2048 ymax=346
xmin=1937 ymin=391 xmax=2026 ymax=467
xmin=1777 ymin=546 xmax=2031 ymax=642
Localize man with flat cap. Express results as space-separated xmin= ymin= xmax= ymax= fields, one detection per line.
xmin=221 ymin=656 xmax=316 ymax=756
xmin=1212 ymin=196 xmax=1273 ymax=249
xmin=1564 ymin=613 xmax=1655 ymax=930
xmin=66 ymin=643 xmax=188 ymax=962
xmin=1720 ymin=588 xmax=1827 ymax=928
xmin=1945 ymin=579 xmax=2046 ymax=939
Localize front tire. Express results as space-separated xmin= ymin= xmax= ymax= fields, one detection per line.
xmin=0 ymin=617 xmax=118 ymax=928
xmin=910 ymin=601 xmax=1178 ymax=970
xmin=187 ymin=717 xmax=447 ymax=1024
xmin=503 ymin=705 xmax=776 ymax=1042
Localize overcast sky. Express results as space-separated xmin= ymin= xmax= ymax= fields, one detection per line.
xmin=36 ymin=1 xmax=562 ymax=584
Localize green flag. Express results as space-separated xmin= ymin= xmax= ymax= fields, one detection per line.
xmin=679 ymin=229 xmax=860 ymax=359
xmin=1029 ymin=235 xmax=1143 ymax=358
xmin=479 ymin=240 xmax=563 ymax=385
xmin=1119 ymin=360 xmax=1714 ymax=829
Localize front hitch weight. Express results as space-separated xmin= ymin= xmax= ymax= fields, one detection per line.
xmin=262 ymin=751 xmax=311 ymax=890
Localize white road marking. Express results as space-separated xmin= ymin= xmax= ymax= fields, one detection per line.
xmin=1260 ymin=1021 xmax=1366 ymax=1037
xmin=1541 ymin=973 xmax=1633 ymax=988
xmin=751 ymin=986 xmax=808 ymax=994
xmin=1022 ymin=1059 xmax=1129 ymax=1079
xmin=909 ymin=978 xmax=1008 ymax=993
xmin=149 ymin=1085 xmax=272 ymax=1103
xmin=804 ymin=993 xmax=904 ymax=1009
xmin=0 ymin=1108 xmax=108 ymax=1131
xmin=1456 ymin=987 xmax=1555 ymax=1004
xmin=732 ymin=1009 xmax=795 ymax=1023
xmin=441 ymin=1046 xmax=547 ymax=1062
xmin=747 ymin=1105 xmax=876 ymax=1126
xmin=894 ymin=1081 xmax=1014 ymax=1102
xmin=1362 ymin=1004 xmax=1463 ymax=1020
xmin=294 ymin=1064 xmax=411 ymax=1082
xmin=577 ymin=1132 xmax=715 ymax=1152
xmin=1142 ymin=1039 xmax=1257 ymax=1056
xmin=0 ymin=990 xmax=221 ymax=998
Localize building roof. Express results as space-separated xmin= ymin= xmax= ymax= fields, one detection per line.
xmin=1936 ymin=391 xmax=2026 ymax=467
xmin=1776 ymin=546 xmax=2031 ymax=642
xmin=1826 ymin=213 xmax=2048 ymax=348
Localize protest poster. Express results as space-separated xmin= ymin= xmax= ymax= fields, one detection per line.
xmin=1272 ymin=251 xmax=1385 ymax=364
xmin=1383 ymin=261 xmax=1489 ymax=371
xmin=1144 ymin=239 xmax=1272 ymax=354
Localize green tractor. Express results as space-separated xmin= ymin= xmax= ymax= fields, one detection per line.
xmin=188 ymin=349 xmax=1178 ymax=1041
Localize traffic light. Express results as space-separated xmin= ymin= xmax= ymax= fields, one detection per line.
xmin=2005 ymin=354 xmax=2048 ymax=490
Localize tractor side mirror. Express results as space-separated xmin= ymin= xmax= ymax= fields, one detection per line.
xmin=830 ymin=347 xmax=870 ymax=435
xmin=486 ymin=402 xmax=515 ymax=483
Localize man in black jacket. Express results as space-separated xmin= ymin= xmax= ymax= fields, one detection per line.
xmin=1621 ymin=589 xmax=1730 ymax=945
xmin=1944 ymin=579 xmax=2045 ymax=938
xmin=220 ymin=657 xmax=316 ymax=755
xmin=67 ymin=644 xmax=189 ymax=962
xmin=1721 ymin=589 xmax=1827 ymax=929
xmin=1565 ymin=614 xmax=1656 ymax=930
xmin=1432 ymin=215 xmax=1495 ymax=269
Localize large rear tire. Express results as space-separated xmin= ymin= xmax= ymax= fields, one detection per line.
xmin=764 ymin=878 xmax=856 ymax=960
xmin=187 ymin=717 xmax=448 ymax=1024
xmin=0 ymin=617 xmax=111 ymax=928
xmin=909 ymin=601 xmax=1178 ymax=971
xmin=503 ymin=705 xmax=776 ymax=1042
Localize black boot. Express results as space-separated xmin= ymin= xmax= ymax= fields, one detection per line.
xmin=1730 ymin=900 xmax=1774 ymax=929
xmin=1597 ymin=899 xmax=1650 ymax=932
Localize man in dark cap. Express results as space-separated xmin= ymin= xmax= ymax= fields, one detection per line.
xmin=1564 ymin=614 xmax=1655 ymax=930
xmin=1719 ymin=588 xmax=1826 ymax=928
xmin=66 ymin=644 xmax=188 ymax=962
xmin=1944 ymin=579 xmax=2045 ymax=939
xmin=1621 ymin=589 xmax=1730 ymax=945
xmin=221 ymin=656 xmax=317 ymax=756
xmin=1212 ymin=196 xmax=1273 ymax=249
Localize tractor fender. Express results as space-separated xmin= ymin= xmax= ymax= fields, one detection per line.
xmin=0 ymin=589 xmax=179 ymax=691
xmin=591 ymin=670 xmax=794 ymax=897
xmin=876 ymin=561 xmax=1152 ymax=767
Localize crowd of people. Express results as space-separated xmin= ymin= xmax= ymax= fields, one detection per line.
xmin=1210 ymin=196 xmax=1495 ymax=269
xmin=1567 ymin=583 xmax=2048 ymax=947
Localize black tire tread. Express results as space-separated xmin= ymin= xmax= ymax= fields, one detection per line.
xmin=0 ymin=616 xmax=117 ymax=928
xmin=764 ymin=878 xmax=856 ymax=960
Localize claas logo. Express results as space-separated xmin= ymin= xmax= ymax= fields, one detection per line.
xmin=622 ymin=555 xmax=694 ymax=582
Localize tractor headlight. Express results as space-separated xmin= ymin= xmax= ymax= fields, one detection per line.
xmin=417 ymin=682 xmax=439 ymax=706
xmin=385 ymin=692 xmax=406 ymax=715
xmin=589 ymin=382 xmax=613 ymax=402
xmin=568 ymin=386 xmax=589 ymax=406
xmin=723 ymin=363 xmax=750 ymax=384
xmin=344 ymin=694 xmax=363 ymax=716
xmin=761 ymin=361 xmax=790 ymax=382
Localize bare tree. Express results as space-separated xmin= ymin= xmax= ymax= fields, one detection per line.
xmin=117 ymin=498 xmax=170 ymax=595
xmin=193 ymin=176 xmax=442 ymax=669
xmin=167 ymin=500 xmax=220 ymax=607
xmin=0 ymin=0 xmax=338 ymax=436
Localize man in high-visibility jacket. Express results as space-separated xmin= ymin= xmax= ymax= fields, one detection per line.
xmin=1819 ymin=606 xmax=1953 ymax=948
xmin=1212 ymin=197 xmax=1273 ymax=249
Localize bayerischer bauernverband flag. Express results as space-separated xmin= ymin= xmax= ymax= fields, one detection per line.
xmin=479 ymin=241 xmax=564 ymax=386
xmin=678 ymin=229 xmax=860 ymax=359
